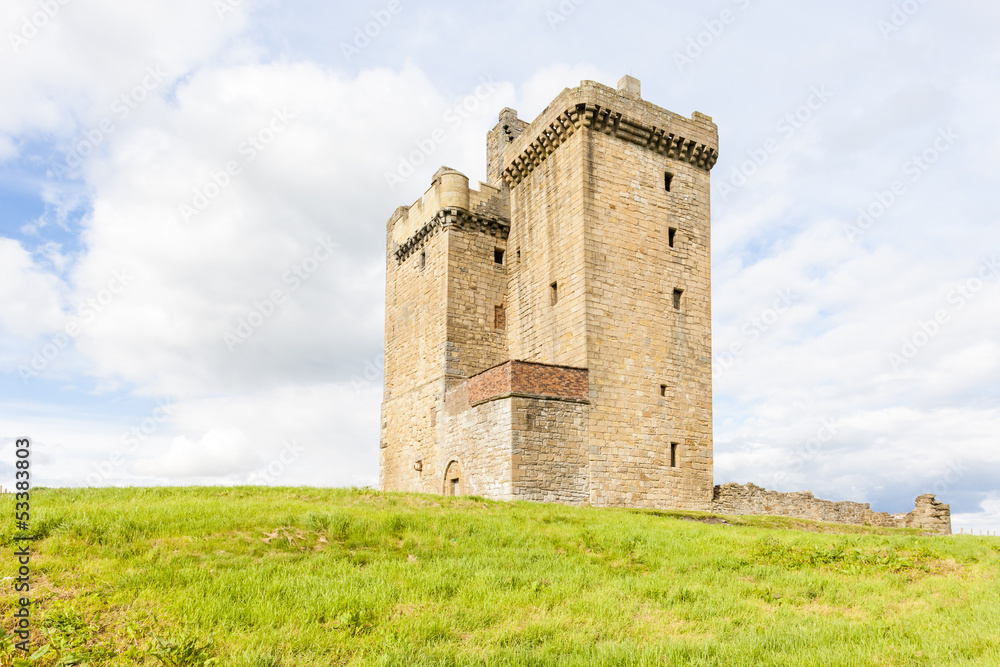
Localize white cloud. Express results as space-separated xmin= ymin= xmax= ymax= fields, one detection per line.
xmin=0 ymin=238 xmax=65 ymax=338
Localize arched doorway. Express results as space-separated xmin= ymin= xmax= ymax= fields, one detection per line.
xmin=443 ymin=460 xmax=462 ymax=496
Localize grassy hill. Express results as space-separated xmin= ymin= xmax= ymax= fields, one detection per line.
xmin=2 ymin=487 xmax=998 ymax=666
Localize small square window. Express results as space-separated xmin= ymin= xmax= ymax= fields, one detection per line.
xmin=550 ymin=282 xmax=558 ymax=305
xmin=664 ymin=172 xmax=674 ymax=192
xmin=672 ymin=288 xmax=683 ymax=310
xmin=668 ymin=227 xmax=677 ymax=248
xmin=494 ymin=248 xmax=505 ymax=264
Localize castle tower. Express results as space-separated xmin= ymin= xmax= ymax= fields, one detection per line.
xmin=381 ymin=76 xmax=719 ymax=510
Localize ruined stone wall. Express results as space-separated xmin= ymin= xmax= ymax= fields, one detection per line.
xmin=712 ymin=483 xmax=952 ymax=535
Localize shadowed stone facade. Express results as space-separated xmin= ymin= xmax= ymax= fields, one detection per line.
xmin=379 ymin=76 xmax=951 ymax=534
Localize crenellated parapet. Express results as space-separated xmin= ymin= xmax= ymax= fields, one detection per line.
xmin=499 ymin=78 xmax=719 ymax=187
xmin=393 ymin=206 xmax=509 ymax=264
xmin=388 ymin=166 xmax=509 ymax=264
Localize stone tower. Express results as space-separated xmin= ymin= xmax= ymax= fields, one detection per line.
xmin=381 ymin=76 xmax=719 ymax=510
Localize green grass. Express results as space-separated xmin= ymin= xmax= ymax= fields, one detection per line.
xmin=2 ymin=487 xmax=999 ymax=666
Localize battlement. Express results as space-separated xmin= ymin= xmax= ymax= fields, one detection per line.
xmin=498 ymin=77 xmax=720 ymax=186
xmin=389 ymin=167 xmax=507 ymax=248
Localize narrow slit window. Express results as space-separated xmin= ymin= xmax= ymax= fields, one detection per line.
xmin=660 ymin=384 xmax=667 ymax=397
xmin=419 ymin=250 xmax=426 ymax=269
xmin=494 ymin=248 xmax=505 ymax=264
xmin=550 ymin=282 xmax=558 ymax=305
xmin=668 ymin=227 xmax=677 ymax=248
xmin=670 ymin=443 xmax=679 ymax=468
xmin=494 ymin=304 xmax=506 ymax=330
xmin=672 ymin=288 xmax=683 ymax=310
xmin=664 ymin=172 xmax=674 ymax=192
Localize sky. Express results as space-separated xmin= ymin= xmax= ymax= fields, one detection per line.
xmin=1 ymin=0 xmax=997 ymax=532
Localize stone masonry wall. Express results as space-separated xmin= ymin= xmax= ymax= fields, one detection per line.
xmin=713 ymin=483 xmax=952 ymax=535
xmin=380 ymin=199 xmax=450 ymax=494
xmin=442 ymin=397 xmax=514 ymax=499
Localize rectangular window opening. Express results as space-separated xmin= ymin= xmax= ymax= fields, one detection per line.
xmin=494 ymin=248 xmax=505 ymax=265
xmin=670 ymin=443 xmax=679 ymax=468
xmin=668 ymin=227 xmax=677 ymax=248
xmin=672 ymin=288 xmax=683 ymax=311
xmin=494 ymin=304 xmax=506 ymax=330
xmin=664 ymin=172 xmax=674 ymax=192
xmin=550 ymin=282 xmax=558 ymax=305
xmin=660 ymin=384 xmax=667 ymax=397
xmin=419 ymin=250 xmax=426 ymax=269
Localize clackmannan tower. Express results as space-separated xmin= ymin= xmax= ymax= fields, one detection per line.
xmin=380 ymin=76 xmax=718 ymax=511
